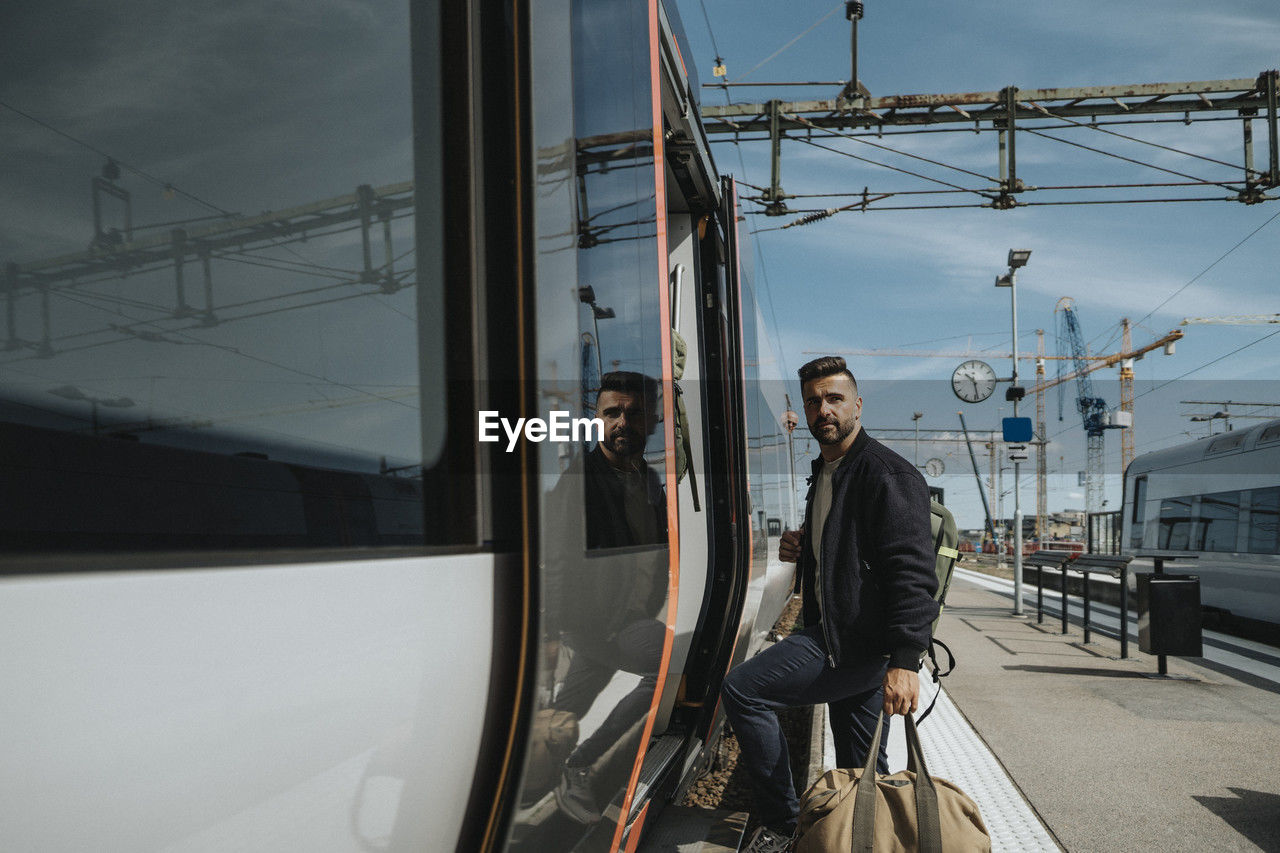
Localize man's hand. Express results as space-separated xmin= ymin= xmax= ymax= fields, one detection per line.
xmin=882 ymin=667 xmax=919 ymax=716
xmin=778 ymin=528 xmax=803 ymax=563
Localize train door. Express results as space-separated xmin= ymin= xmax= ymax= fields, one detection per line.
xmin=675 ymin=178 xmax=753 ymax=741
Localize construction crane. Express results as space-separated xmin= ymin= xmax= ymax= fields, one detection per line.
xmin=1054 ymin=298 xmax=1117 ymax=515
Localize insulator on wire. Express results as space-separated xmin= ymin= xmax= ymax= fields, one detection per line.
xmin=784 ymin=208 xmax=838 ymax=228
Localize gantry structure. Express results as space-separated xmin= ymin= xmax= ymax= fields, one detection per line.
xmin=701 ymin=72 xmax=1280 ymax=220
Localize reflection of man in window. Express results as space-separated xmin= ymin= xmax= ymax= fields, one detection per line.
xmin=584 ymin=371 xmax=667 ymax=549
xmin=550 ymin=371 xmax=668 ymax=824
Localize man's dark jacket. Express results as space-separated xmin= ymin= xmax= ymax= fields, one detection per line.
xmin=799 ymin=427 xmax=939 ymax=670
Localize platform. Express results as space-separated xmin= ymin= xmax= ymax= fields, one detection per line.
xmin=886 ymin=569 xmax=1280 ymax=853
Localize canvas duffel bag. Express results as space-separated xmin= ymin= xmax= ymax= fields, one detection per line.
xmin=794 ymin=712 xmax=989 ymax=852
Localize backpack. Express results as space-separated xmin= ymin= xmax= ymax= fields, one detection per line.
xmin=920 ymin=500 xmax=959 ymax=723
xmin=929 ymin=499 xmax=960 ymax=632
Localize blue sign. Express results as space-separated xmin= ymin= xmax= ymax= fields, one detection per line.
xmin=1002 ymin=417 xmax=1033 ymax=443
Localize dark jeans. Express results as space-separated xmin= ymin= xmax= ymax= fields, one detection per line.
xmin=720 ymin=625 xmax=888 ymax=835
xmin=552 ymin=618 xmax=665 ymax=767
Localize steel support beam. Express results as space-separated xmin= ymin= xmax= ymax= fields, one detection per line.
xmin=3 ymin=263 xmax=18 ymax=351
xmin=702 ymin=76 xmax=1267 ymax=134
xmin=171 ymin=228 xmax=195 ymax=318
xmin=766 ymin=99 xmax=788 ymax=215
xmin=1266 ymin=70 xmax=1279 ymax=185
xmin=357 ymin=183 xmax=376 ymax=283
xmin=198 ymin=249 xmax=218 ymax=327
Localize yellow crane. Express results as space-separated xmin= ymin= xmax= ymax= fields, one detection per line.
xmin=1180 ymin=314 xmax=1280 ymax=325
xmin=1025 ymin=317 xmax=1183 ymax=534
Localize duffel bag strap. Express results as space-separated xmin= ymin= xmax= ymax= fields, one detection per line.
xmin=851 ymin=712 xmax=886 ymax=851
xmin=904 ymin=714 xmax=943 ymax=853
xmin=852 ymin=712 xmax=944 ymax=853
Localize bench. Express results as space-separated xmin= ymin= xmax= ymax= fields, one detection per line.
xmin=1024 ymin=550 xmax=1076 ymax=634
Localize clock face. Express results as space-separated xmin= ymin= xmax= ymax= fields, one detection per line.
xmin=952 ymin=359 xmax=997 ymax=403
xmin=924 ymin=458 xmax=945 ymax=477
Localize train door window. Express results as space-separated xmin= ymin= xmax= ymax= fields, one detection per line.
xmin=571 ymin=0 xmax=668 ymax=553
xmin=1158 ymin=496 xmax=1192 ymax=550
xmin=1247 ymin=487 xmax=1280 ymax=554
xmin=1195 ymin=491 xmax=1240 ymax=552
xmin=1130 ymin=476 xmax=1148 ymax=548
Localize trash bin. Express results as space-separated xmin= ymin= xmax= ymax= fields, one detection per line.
xmin=1135 ymin=573 xmax=1203 ymax=657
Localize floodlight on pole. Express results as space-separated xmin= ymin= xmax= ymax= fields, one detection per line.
xmin=912 ymin=411 xmax=923 ymax=467
xmin=998 ymin=249 xmax=1030 ymax=616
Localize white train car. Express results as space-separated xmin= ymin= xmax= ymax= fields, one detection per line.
xmin=1123 ymin=419 xmax=1280 ymax=635
xmin=0 ymin=2 xmax=798 ymax=851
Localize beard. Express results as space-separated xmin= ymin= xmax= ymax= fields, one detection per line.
xmin=809 ymin=414 xmax=855 ymax=445
xmin=604 ymin=427 xmax=644 ymax=457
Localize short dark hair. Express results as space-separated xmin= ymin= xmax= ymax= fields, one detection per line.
xmin=797 ymin=356 xmax=857 ymax=392
xmin=599 ymin=371 xmax=659 ymax=415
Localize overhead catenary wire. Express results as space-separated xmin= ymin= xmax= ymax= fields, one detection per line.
xmin=0 ymin=98 xmax=363 ymax=276
xmin=1024 ymin=128 xmax=1243 ymax=193
xmin=1132 ymin=205 xmax=1280 ymax=329
xmin=734 ymin=4 xmax=844 ymax=82
xmin=791 ymin=136 xmax=988 ymax=197
xmin=788 ymin=113 xmax=1001 ymax=185
xmin=1020 ymin=99 xmax=1262 ymax=177
xmin=0 ymin=99 xmax=235 ymax=217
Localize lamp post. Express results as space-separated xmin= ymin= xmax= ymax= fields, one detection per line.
xmin=911 ymin=411 xmax=923 ymax=467
xmin=996 ymin=248 xmax=1031 ymax=615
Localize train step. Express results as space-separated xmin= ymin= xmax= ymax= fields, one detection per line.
xmin=636 ymin=807 xmax=747 ymax=853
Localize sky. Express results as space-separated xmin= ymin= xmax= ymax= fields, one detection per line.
xmin=673 ymin=0 xmax=1280 ymax=531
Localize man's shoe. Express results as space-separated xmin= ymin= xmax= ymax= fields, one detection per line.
xmin=742 ymin=825 xmax=792 ymax=853
xmin=553 ymin=765 xmax=601 ymax=824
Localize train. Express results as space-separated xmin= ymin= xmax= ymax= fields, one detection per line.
xmin=1122 ymin=418 xmax=1280 ymax=638
xmin=0 ymin=1 xmax=800 ymax=851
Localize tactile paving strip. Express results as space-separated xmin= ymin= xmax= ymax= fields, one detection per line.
xmin=823 ymin=676 xmax=1061 ymax=852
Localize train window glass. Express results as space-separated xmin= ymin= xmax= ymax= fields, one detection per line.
xmin=573 ymin=0 xmax=668 ymax=552
xmin=1158 ymin=496 xmax=1192 ymax=550
xmin=1195 ymin=491 xmax=1240 ymax=552
xmin=0 ymin=3 xmax=443 ymax=557
xmin=1130 ymin=476 xmax=1147 ymax=548
xmin=1206 ymin=432 xmax=1248 ymax=455
xmin=1248 ymin=487 xmax=1280 ymax=554
xmin=1260 ymin=422 xmax=1280 ymax=445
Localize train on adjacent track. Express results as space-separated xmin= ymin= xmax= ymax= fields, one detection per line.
xmin=1123 ymin=418 xmax=1280 ymax=638
xmin=0 ymin=1 xmax=799 ymax=851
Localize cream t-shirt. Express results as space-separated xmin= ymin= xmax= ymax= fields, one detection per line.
xmin=810 ymin=453 xmax=846 ymax=572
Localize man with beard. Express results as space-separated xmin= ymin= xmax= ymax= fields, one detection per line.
xmin=724 ymin=356 xmax=939 ymax=853
xmin=583 ymin=371 xmax=668 ymax=549
xmin=549 ymin=371 xmax=668 ymax=823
